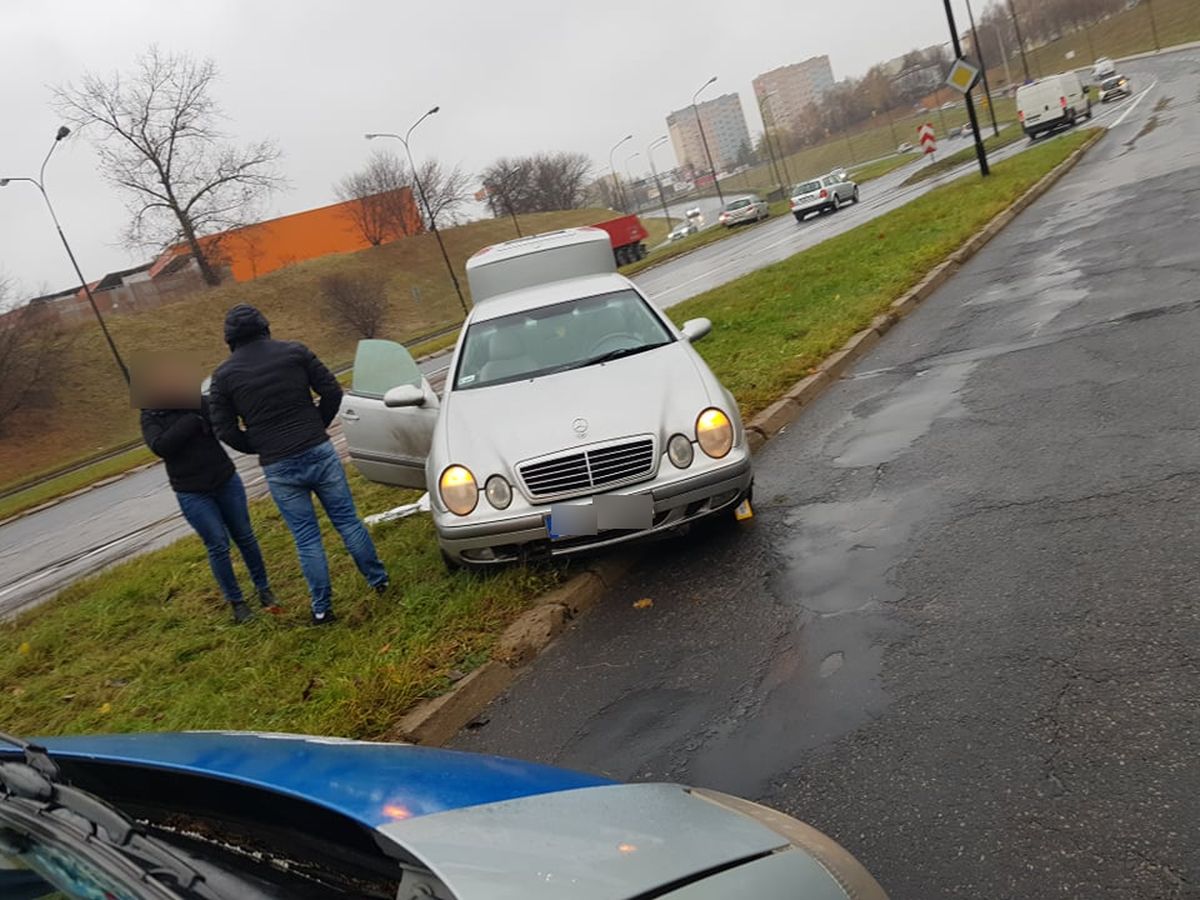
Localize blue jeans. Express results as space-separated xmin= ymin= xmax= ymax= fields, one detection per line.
xmin=176 ymin=472 xmax=270 ymax=605
xmin=263 ymin=441 xmax=387 ymax=613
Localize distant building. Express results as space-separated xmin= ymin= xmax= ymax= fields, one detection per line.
xmin=152 ymin=186 xmax=423 ymax=284
xmin=667 ymin=92 xmax=753 ymax=176
xmin=752 ymin=56 xmax=836 ymax=134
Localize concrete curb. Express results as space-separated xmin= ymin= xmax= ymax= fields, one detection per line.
xmin=392 ymin=128 xmax=1105 ymax=747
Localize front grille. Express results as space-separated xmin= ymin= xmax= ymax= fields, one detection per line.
xmin=519 ymin=437 xmax=656 ymax=500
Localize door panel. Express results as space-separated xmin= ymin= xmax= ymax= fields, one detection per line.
xmin=341 ymin=339 xmax=438 ymax=489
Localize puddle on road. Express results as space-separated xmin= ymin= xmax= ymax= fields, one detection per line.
xmin=826 ymin=362 xmax=976 ymax=468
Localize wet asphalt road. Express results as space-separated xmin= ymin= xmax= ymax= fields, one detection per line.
xmin=0 ymin=56 xmax=1169 ymax=618
xmin=453 ymin=51 xmax=1200 ymax=898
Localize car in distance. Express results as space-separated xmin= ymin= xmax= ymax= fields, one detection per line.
xmin=896 ymin=141 xmax=915 ymax=153
xmin=0 ymin=731 xmax=887 ymax=900
xmin=789 ymin=172 xmax=859 ymax=221
xmin=1017 ymin=71 xmax=1091 ymax=140
xmin=668 ymin=219 xmax=699 ymax=241
xmin=940 ymin=100 xmax=958 ymax=110
xmin=342 ymin=227 xmax=754 ymax=569
xmin=1098 ymin=73 xmax=1132 ymax=102
xmin=1093 ymin=56 xmax=1116 ymax=80
xmin=718 ymin=195 xmax=770 ymax=227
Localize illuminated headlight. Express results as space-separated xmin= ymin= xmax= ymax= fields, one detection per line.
xmin=485 ymin=475 xmax=512 ymax=510
xmin=667 ymin=433 xmax=694 ymax=469
xmin=696 ymin=408 xmax=734 ymax=459
xmin=439 ymin=465 xmax=478 ymax=516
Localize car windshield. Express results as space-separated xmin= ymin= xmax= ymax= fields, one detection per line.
xmin=795 ymin=181 xmax=821 ymax=194
xmin=454 ymin=288 xmax=674 ymax=390
xmin=1102 ymin=76 xmax=1123 ymax=88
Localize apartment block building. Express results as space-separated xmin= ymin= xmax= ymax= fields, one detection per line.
xmin=666 ymin=92 xmax=753 ymax=176
xmin=752 ymin=55 xmax=836 ymax=134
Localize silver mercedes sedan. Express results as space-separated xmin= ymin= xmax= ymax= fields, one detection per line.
xmin=342 ymin=227 xmax=753 ymax=569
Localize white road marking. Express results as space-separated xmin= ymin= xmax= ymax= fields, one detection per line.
xmin=1109 ymin=79 xmax=1158 ymax=129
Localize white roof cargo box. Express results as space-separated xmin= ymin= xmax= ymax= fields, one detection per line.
xmin=466 ymin=227 xmax=615 ymax=304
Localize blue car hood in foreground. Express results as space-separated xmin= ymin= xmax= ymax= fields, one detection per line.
xmin=25 ymin=731 xmax=611 ymax=828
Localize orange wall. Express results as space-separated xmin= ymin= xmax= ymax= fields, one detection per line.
xmin=189 ymin=188 xmax=422 ymax=283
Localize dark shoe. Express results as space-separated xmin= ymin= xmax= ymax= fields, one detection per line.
xmin=373 ymin=580 xmax=390 ymax=597
xmin=257 ymin=587 xmax=282 ymax=612
xmin=230 ymin=601 xmax=253 ymax=624
xmin=310 ymin=609 xmax=337 ymax=626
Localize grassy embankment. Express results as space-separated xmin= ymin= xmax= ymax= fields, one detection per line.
xmin=0 ymin=129 xmax=1096 ymax=741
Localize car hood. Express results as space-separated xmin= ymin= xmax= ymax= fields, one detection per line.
xmin=378 ymin=782 xmax=840 ymax=900
xmin=438 ymin=341 xmax=716 ymax=479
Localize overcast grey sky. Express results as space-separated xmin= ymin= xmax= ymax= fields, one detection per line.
xmin=0 ymin=0 xmax=972 ymax=294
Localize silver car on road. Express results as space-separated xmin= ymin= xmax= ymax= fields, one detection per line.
xmin=718 ymin=195 xmax=770 ymax=227
xmin=789 ymin=172 xmax=859 ymax=221
xmin=342 ymin=227 xmax=753 ymax=568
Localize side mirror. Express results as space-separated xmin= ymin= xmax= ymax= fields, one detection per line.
xmin=383 ymin=384 xmax=426 ymax=408
xmin=680 ymin=317 xmax=712 ymax=343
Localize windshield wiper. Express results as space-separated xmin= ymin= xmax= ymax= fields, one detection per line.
xmin=0 ymin=731 xmax=225 ymax=898
xmin=568 ymin=341 xmax=670 ymax=372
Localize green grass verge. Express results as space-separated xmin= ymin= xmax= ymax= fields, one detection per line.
xmin=673 ymin=129 xmax=1096 ymax=418
xmin=0 ymin=471 xmax=558 ymax=738
xmin=0 ymin=129 xmax=1094 ymax=741
xmin=0 ymin=447 xmax=157 ymax=522
xmin=900 ymin=126 xmax=1027 ymax=187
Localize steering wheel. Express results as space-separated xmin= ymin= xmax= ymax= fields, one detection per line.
xmin=587 ymin=332 xmax=642 ymax=356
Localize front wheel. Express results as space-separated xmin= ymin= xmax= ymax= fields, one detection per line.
xmin=852 ymin=187 xmax=860 ymax=204
xmin=831 ymin=195 xmax=841 ymax=212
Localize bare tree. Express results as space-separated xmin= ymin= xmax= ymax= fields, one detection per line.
xmin=0 ymin=277 xmax=62 ymax=434
xmin=480 ymin=152 xmax=592 ymax=216
xmin=320 ymin=273 xmax=389 ymax=339
xmin=335 ymin=150 xmax=419 ymax=246
xmin=54 ymin=46 xmax=283 ymax=287
xmin=415 ymin=159 xmax=471 ymax=228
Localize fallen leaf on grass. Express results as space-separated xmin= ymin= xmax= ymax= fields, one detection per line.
xmin=98 ymin=703 xmax=112 ymax=714
xmin=17 ymin=642 xmax=30 ymax=655
xmin=632 ymin=598 xmax=654 ymax=609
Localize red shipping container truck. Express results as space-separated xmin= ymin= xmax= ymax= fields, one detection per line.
xmin=591 ymin=214 xmax=649 ymax=266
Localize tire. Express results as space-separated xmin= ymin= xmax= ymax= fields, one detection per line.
xmin=635 ymin=243 xmax=647 ymax=261
xmin=852 ymin=186 xmax=860 ymax=204
xmin=793 ymin=212 xmax=804 ymax=223
xmin=831 ymin=195 xmax=840 ymax=212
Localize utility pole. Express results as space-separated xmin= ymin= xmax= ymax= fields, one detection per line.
xmin=756 ymin=91 xmax=787 ymax=196
xmin=1005 ymin=0 xmax=1032 ymax=82
xmin=647 ymin=136 xmax=674 ymax=229
xmin=691 ymin=76 xmax=725 ymax=208
xmin=992 ymin=18 xmax=1014 ymax=88
xmin=965 ymin=0 xmax=1001 ymax=138
xmin=944 ymin=0 xmax=990 ymax=177
xmin=608 ymin=134 xmax=633 ymax=212
xmin=1145 ymin=0 xmax=1161 ymax=51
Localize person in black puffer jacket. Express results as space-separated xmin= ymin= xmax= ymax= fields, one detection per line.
xmin=209 ymin=305 xmax=389 ymax=625
xmin=139 ymin=362 xmax=278 ymax=624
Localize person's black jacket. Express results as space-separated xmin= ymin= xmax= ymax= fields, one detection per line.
xmin=140 ymin=398 xmax=236 ymax=494
xmin=209 ymin=304 xmax=343 ymax=465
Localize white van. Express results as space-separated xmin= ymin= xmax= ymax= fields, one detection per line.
xmin=1017 ymin=72 xmax=1091 ymax=140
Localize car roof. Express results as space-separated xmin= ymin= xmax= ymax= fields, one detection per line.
xmin=467 ymin=271 xmax=639 ymax=324
xmin=10 ymin=731 xmax=611 ymax=829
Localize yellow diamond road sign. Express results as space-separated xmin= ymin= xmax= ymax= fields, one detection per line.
xmin=946 ymin=58 xmax=980 ymax=94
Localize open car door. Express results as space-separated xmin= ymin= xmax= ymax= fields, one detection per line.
xmin=340 ymin=339 xmax=438 ymax=489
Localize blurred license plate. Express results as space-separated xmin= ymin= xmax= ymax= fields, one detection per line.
xmin=547 ymin=495 xmax=652 ymax=539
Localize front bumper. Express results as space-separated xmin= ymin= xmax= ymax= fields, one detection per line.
xmin=436 ymin=449 xmax=753 ymax=565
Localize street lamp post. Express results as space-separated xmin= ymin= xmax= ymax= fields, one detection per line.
xmin=1145 ymin=0 xmax=1161 ymax=51
xmin=691 ymin=76 xmax=724 ymax=208
xmin=965 ymin=0 xmax=1001 ymax=138
xmin=943 ymin=0 xmax=990 ymax=177
xmin=1005 ymin=0 xmax=1033 ymax=82
xmin=1 ymin=126 xmax=129 ymax=384
xmin=991 ymin=17 xmax=1015 ymax=88
xmin=756 ymin=91 xmax=789 ymax=196
xmin=647 ymin=136 xmax=674 ymax=229
xmin=365 ymin=106 xmax=468 ymax=316
xmin=624 ymin=152 xmax=642 ymax=214
xmin=608 ymin=134 xmax=633 ymax=212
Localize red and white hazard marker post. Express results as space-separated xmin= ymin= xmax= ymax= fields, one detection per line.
xmin=918 ymin=122 xmax=937 ymax=162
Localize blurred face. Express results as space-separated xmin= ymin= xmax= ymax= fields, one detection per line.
xmin=131 ymin=352 xmax=203 ymax=409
